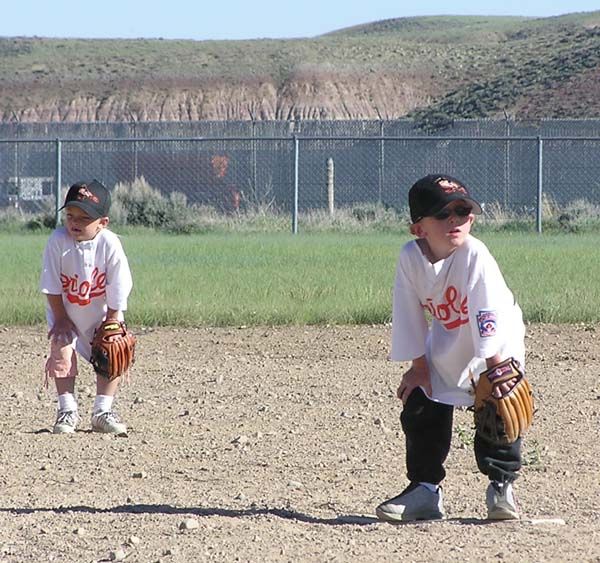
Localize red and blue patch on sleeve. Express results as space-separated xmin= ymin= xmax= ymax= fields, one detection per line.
xmin=477 ymin=309 xmax=497 ymax=338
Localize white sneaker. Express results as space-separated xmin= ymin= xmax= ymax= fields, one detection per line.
xmin=53 ymin=410 xmax=80 ymax=434
xmin=486 ymin=481 xmax=520 ymax=520
xmin=91 ymin=411 xmax=128 ymax=435
xmin=376 ymin=483 xmax=444 ymax=522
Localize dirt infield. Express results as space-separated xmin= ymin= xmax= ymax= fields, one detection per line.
xmin=0 ymin=324 xmax=599 ymax=562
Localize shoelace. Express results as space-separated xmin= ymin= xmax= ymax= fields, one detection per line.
xmin=94 ymin=411 xmax=122 ymax=425
xmin=57 ymin=411 xmax=78 ymax=425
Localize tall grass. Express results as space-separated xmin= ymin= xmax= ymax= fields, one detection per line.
xmin=0 ymin=232 xmax=48 ymax=324
xmin=482 ymin=232 xmax=600 ymax=323
xmin=2 ymin=230 xmax=600 ymax=326
xmin=112 ymin=232 xmax=401 ymax=326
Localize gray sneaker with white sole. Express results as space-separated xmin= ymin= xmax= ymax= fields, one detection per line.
xmin=486 ymin=481 xmax=519 ymax=520
xmin=376 ymin=483 xmax=444 ymax=522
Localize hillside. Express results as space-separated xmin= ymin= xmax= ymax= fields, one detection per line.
xmin=1 ymin=12 xmax=600 ymax=127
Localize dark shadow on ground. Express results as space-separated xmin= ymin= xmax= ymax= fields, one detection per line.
xmin=0 ymin=504 xmax=498 ymax=526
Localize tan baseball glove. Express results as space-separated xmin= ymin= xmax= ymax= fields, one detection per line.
xmin=90 ymin=320 xmax=136 ymax=381
xmin=474 ymin=357 xmax=534 ymax=444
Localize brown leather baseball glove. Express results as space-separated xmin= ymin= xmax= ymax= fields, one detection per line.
xmin=474 ymin=357 xmax=534 ymax=445
xmin=90 ymin=320 xmax=136 ymax=381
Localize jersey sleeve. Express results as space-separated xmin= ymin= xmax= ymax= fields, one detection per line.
xmin=40 ymin=230 xmax=63 ymax=295
xmin=104 ymin=236 xmax=133 ymax=311
xmin=390 ymin=246 xmax=428 ymax=361
xmin=467 ymin=246 xmax=511 ymax=359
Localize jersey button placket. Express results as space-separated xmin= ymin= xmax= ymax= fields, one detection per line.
xmin=82 ymin=242 xmax=93 ymax=270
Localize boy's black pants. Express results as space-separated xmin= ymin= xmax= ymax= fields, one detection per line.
xmin=400 ymin=388 xmax=522 ymax=485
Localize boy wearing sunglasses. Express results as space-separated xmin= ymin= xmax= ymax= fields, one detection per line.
xmin=376 ymin=174 xmax=526 ymax=522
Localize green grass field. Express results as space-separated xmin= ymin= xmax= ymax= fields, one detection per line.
xmin=1 ymin=230 xmax=599 ymax=326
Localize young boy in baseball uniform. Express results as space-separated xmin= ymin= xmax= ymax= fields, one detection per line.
xmin=376 ymin=174 xmax=526 ymax=522
xmin=40 ymin=180 xmax=133 ymax=435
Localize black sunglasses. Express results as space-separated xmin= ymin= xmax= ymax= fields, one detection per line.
xmin=430 ymin=206 xmax=473 ymax=221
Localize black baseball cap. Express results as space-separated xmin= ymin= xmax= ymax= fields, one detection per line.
xmin=60 ymin=179 xmax=111 ymax=219
xmin=408 ymin=174 xmax=482 ymax=223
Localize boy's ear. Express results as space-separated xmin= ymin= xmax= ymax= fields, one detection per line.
xmin=100 ymin=217 xmax=109 ymax=228
xmin=410 ymin=222 xmax=425 ymax=238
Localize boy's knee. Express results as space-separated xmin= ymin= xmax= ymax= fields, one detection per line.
xmin=45 ymin=340 xmax=78 ymax=379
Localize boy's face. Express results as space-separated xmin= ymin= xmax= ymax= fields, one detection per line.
xmin=410 ymin=199 xmax=474 ymax=258
xmin=64 ymin=205 xmax=108 ymax=242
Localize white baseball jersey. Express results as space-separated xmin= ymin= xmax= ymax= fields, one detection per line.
xmin=391 ymin=235 xmax=525 ymax=406
xmin=40 ymin=227 xmax=133 ymax=361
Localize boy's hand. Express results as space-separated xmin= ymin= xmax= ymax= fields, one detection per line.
xmin=397 ymin=359 xmax=432 ymax=404
xmin=48 ymin=316 xmax=76 ymax=344
xmin=493 ymin=379 xmax=518 ymax=399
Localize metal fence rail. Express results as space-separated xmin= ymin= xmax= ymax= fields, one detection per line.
xmin=1 ymin=122 xmax=600 ymax=233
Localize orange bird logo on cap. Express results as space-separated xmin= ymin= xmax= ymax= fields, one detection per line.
xmin=437 ymin=178 xmax=467 ymax=195
xmin=77 ymin=187 xmax=100 ymax=203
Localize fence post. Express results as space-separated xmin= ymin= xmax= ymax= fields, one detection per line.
xmin=504 ymin=119 xmax=510 ymax=208
xmin=536 ymin=136 xmax=543 ymax=234
xmin=327 ymin=157 xmax=334 ymax=217
xmin=378 ymin=119 xmax=384 ymax=205
xmin=132 ymin=119 xmax=138 ymax=181
xmin=55 ymin=138 xmax=62 ymax=227
xmin=251 ymin=118 xmax=257 ymax=198
xmin=292 ymin=135 xmax=299 ymax=234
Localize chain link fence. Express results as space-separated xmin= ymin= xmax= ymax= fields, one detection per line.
xmin=1 ymin=119 xmax=600 ymax=232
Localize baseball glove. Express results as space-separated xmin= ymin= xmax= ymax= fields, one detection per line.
xmin=473 ymin=357 xmax=534 ymax=445
xmin=90 ymin=320 xmax=136 ymax=381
